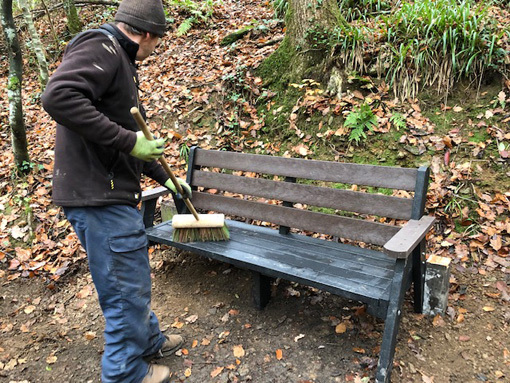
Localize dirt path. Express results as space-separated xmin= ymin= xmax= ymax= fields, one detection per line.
xmin=1 ymin=248 xmax=509 ymax=383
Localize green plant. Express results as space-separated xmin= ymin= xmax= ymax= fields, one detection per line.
xmin=332 ymin=0 xmax=510 ymax=99
xmin=390 ymin=112 xmax=406 ymax=130
xmin=179 ymin=142 xmax=190 ymax=161
xmin=338 ymin=0 xmax=392 ymax=22
xmin=170 ymin=0 xmax=220 ymax=36
xmin=344 ymin=103 xmax=377 ymax=144
xmin=272 ymin=0 xmax=288 ymax=18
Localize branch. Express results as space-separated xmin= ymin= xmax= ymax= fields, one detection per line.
xmin=15 ymin=1 xmax=119 ymax=21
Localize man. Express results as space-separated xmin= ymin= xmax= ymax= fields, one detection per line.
xmin=42 ymin=1 xmax=190 ymax=382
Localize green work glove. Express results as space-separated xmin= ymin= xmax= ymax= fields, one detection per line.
xmin=130 ymin=131 xmax=166 ymax=162
xmin=164 ymin=178 xmax=192 ymax=199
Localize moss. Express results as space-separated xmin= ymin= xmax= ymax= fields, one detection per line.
xmin=256 ymin=37 xmax=295 ymax=90
xmin=220 ymin=25 xmax=256 ymax=46
xmin=469 ymin=129 xmax=490 ymax=143
xmin=7 ymin=76 xmax=20 ymax=91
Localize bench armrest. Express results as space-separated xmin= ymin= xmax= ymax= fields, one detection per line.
xmin=141 ymin=186 xmax=171 ymax=202
xmin=383 ymin=216 xmax=435 ymax=259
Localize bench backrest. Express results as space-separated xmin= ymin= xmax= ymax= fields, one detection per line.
xmin=185 ymin=148 xmax=430 ymax=247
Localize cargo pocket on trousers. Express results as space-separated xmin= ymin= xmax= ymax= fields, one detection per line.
xmin=108 ymin=229 xmax=150 ymax=296
xmin=109 ymin=229 xmax=148 ymax=253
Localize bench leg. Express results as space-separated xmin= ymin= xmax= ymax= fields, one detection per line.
xmin=376 ymin=258 xmax=410 ymax=383
xmin=412 ymin=240 xmax=426 ymax=314
xmin=141 ymin=199 xmax=158 ymax=229
xmin=252 ymin=272 xmax=272 ymax=310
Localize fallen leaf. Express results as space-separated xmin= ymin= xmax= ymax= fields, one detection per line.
xmin=335 ymin=323 xmax=347 ymax=334
xmin=185 ymin=314 xmax=198 ymax=323
xmin=276 ymin=349 xmax=283 ymax=360
xmin=292 ymin=144 xmax=310 ymax=156
xmin=84 ymin=331 xmax=96 ymax=340
xmin=185 ymin=368 xmax=192 ymax=377
xmin=46 ymin=355 xmax=57 ymax=364
xmin=4 ymin=359 xmax=17 ymax=371
xmin=210 ymin=366 xmax=224 ymax=378
xmin=11 ymin=226 xmax=26 ymax=239
xmin=490 ymin=235 xmax=502 ymax=251
xmin=482 ymin=306 xmax=495 ymax=312
xmin=24 ymin=305 xmax=36 ymax=314
xmin=76 ymin=285 xmax=92 ymax=299
xmin=432 ymin=314 xmax=446 ymax=327
xmin=353 ymin=347 xmax=366 ymax=354
xmin=233 ymin=345 xmax=245 ymax=358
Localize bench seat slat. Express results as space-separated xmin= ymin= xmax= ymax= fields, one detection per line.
xmin=244 ymin=223 xmax=396 ymax=268
xmin=194 ymin=150 xmax=418 ymax=191
xmin=193 ymin=171 xmax=413 ymax=220
xmin=147 ymin=220 xmax=392 ymax=303
xmin=205 ymin=230 xmax=394 ymax=282
xmin=192 ymin=192 xmax=400 ymax=246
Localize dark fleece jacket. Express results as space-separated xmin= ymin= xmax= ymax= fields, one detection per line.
xmin=42 ymin=24 xmax=168 ymax=207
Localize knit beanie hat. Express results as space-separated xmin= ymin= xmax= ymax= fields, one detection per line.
xmin=115 ymin=0 xmax=166 ymax=37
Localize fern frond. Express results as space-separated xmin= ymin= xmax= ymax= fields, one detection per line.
xmin=177 ymin=17 xmax=195 ymax=36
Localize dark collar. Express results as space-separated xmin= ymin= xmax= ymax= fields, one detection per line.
xmin=100 ymin=23 xmax=139 ymax=63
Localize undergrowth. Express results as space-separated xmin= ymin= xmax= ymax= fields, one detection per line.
xmin=334 ymin=0 xmax=509 ymax=99
xmin=272 ymin=0 xmax=510 ymax=100
xmin=170 ymin=0 xmax=221 ymax=36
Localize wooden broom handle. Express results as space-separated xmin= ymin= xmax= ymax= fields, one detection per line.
xmin=130 ymin=107 xmax=200 ymax=221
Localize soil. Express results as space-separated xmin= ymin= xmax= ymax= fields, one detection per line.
xmin=1 ymin=247 xmax=509 ymax=383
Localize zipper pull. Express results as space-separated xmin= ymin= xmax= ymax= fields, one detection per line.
xmin=108 ymin=172 xmax=115 ymax=190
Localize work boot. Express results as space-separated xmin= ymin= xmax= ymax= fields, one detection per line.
xmin=145 ymin=334 xmax=184 ymax=361
xmin=141 ymin=364 xmax=170 ymax=383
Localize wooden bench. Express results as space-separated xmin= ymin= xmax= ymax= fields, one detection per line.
xmin=141 ymin=147 xmax=435 ymax=383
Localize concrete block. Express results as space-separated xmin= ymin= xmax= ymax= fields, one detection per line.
xmin=423 ymin=255 xmax=451 ymax=316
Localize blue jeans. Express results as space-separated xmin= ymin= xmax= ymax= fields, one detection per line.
xmin=64 ymin=205 xmax=166 ymax=383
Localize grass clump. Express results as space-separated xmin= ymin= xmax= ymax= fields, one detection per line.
xmin=333 ymin=0 xmax=510 ymax=99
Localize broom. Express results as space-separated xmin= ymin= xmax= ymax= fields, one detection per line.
xmin=131 ymin=107 xmax=229 ymax=242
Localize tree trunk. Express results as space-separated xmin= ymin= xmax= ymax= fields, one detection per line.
xmin=258 ymin=0 xmax=344 ymax=87
xmin=64 ymin=0 xmax=82 ymax=35
xmin=1 ymin=0 xmax=30 ymax=173
xmin=19 ymin=0 xmax=49 ymax=90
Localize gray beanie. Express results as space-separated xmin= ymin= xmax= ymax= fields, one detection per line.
xmin=115 ymin=0 xmax=166 ymax=37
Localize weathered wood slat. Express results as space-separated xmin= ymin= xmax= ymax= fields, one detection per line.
xmin=194 ymin=149 xmax=418 ymax=190
xmin=383 ymin=216 xmax=435 ymax=258
xmin=193 ymin=171 xmax=413 ymax=220
xmin=191 ymin=192 xmax=400 ymax=246
xmin=204 ymin=232 xmax=394 ymax=285
xmin=146 ymin=221 xmax=392 ymax=302
xmin=224 ymin=218 xmax=396 ymax=267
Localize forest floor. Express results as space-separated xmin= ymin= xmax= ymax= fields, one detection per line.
xmin=1 ymin=248 xmax=509 ymax=383
xmin=1 ymin=0 xmax=510 ymax=382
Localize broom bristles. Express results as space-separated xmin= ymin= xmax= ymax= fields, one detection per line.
xmin=172 ymin=224 xmax=230 ymax=243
